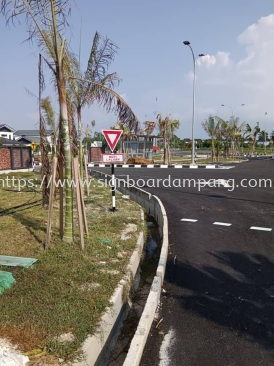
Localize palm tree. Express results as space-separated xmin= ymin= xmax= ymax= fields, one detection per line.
xmin=41 ymin=97 xmax=58 ymax=156
xmin=156 ymin=114 xmax=179 ymax=164
xmin=67 ymin=31 xmax=123 ymax=178
xmin=1 ymin=0 xmax=76 ymax=242
xmin=270 ymin=131 xmax=274 ymax=151
xmin=228 ymin=117 xmax=246 ymax=158
xmin=143 ymin=121 xmax=156 ymax=136
xmin=245 ymin=122 xmax=260 ymax=153
xmin=202 ymin=115 xmax=222 ymax=162
xmin=84 ymin=120 xmax=95 ymax=157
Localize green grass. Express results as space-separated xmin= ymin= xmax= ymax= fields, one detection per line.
xmin=0 ymin=171 xmax=144 ymax=363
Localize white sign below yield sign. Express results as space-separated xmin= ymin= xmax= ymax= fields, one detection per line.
xmin=102 ymin=129 xmax=122 ymax=152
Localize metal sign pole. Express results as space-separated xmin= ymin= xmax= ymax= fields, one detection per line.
xmin=101 ymin=130 xmax=123 ymax=212
xmin=111 ymin=159 xmax=115 ymax=211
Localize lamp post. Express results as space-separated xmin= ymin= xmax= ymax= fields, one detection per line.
xmin=183 ymin=41 xmax=205 ymax=165
xmin=264 ymin=112 xmax=267 ymax=154
xmin=221 ymin=103 xmax=245 ymax=156
xmin=221 ymin=104 xmax=245 ymax=120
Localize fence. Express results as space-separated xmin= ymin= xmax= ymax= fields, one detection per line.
xmin=0 ymin=146 xmax=32 ymax=170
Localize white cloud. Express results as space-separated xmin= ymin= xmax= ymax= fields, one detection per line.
xmin=197 ymin=54 xmax=217 ymax=67
xmin=193 ymin=14 xmax=274 ymax=128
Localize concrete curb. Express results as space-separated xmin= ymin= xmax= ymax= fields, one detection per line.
xmin=122 ymin=276 xmax=162 ymax=366
xmin=88 ymin=163 xmax=233 ymax=169
xmin=73 ymin=219 xmax=145 ymax=366
xmin=89 ymin=170 xmax=169 ymax=366
xmin=0 ymin=168 xmax=33 ymax=174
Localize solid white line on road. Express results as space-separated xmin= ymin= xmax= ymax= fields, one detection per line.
xmin=180 ymin=218 xmax=198 ymax=222
xmin=213 ymin=222 xmax=232 ymax=226
xmin=250 ymin=226 xmax=272 ymax=232
xmin=159 ymin=328 xmax=175 ymax=366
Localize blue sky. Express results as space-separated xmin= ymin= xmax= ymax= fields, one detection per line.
xmin=0 ymin=0 xmax=274 ymax=138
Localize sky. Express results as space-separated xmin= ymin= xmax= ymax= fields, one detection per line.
xmin=0 ymin=0 xmax=274 ymax=139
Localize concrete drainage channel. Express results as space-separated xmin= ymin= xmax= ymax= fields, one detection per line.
xmin=85 ymin=169 xmax=168 ymax=366
xmin=106 ymin=220 xmax=161 ymax=365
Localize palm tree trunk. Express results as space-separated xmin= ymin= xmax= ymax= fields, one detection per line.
xmin=211 ymin=138 xmax=215 ymax=162
xmin=163 ymin=130 xmax=168 ymax=165
xmin=58 ymin=76 xmax=73 ymax=242
xmin=77 ymin=108 xmax=83 ymax=179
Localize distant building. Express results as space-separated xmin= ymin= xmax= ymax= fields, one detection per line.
xmin=0 ymin=124 xmax=15 ymax=140
xmin=14 ymin=130 xmax=53 ymax=147
xmin=0 ymin=136 xmax=22 ymax=146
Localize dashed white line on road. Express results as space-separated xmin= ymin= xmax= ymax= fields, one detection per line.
xmin=213 ymin=222 xmax=232 ymax=226
xmin=159 ymin=328 xmax=175 ymax=366
xmin=250 ymin=226 xmax=272 ymax=232
xmin=180 ymin=218 xmax=198 ymax=222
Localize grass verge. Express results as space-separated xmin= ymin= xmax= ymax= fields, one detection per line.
xmin=0 ymin=171 xmax=144 ymax=363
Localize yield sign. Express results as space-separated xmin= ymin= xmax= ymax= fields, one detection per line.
xmin=102 ymin=129 xmax=122 ymax=152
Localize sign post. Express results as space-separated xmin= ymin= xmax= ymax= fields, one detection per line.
xmin=102 ymin=130 xmax=123 ymax=211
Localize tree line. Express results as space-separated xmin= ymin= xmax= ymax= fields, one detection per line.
xmin=202 ymin=115 xmax=274 ymax=162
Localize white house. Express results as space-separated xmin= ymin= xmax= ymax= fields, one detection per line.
xmin=14 ymin=129 xmax=54 ymax=148
xmin=0 ymin=124 xmax=15 ymax=140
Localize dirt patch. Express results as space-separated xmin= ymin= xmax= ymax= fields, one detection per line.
xmin=126 ymin=157 xmax=154 ymax=165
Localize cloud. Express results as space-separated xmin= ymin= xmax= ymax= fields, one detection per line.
xmin=193 ymin=14 xmax=274 ymax=127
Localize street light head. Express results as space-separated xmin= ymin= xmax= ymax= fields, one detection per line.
xmin=198 ymin=54 xmax=205 ymax=57
xmin=221 ymin=104 xmax=225 ymax=106
xmin=241 ymin=104 xmax=245 ymax=106
xmin=183 ymin=41 xmax=190 ymax=45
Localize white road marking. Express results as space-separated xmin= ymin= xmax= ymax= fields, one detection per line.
xmin=159 ymin=328 xmax=175 ymax=366
xmin=250 ymin=226 xmax=272 ymax=232
xmin=213 ymin=222 xmax=231 ymax=226
xmin=180 ymin=218 xmax=198 ymax=222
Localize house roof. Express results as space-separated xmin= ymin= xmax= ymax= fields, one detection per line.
xmin=14 ymin=129 xmax=53 ymax=137
xmin=0 ymin=124 xmax=16 ymax=132
xmin=16 ymin=136 xmax=33 ymax=143
xmin=16 ymin=136 xmax=40 ymax=144
xmin=0 ymin=137 xmax=22 ymax=146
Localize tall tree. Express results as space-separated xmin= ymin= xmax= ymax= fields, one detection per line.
xmin=202 ymin=115 xmax=220 ymax=162
xmin=1 ymin=0 xmax=75 ymax=242
xmin=245 ymin=122 xmax=260 ymax=153
xmin=156 ymin=114 xmax=179 ymax=164
xmin=41 ymin=96 xmax=58 ymax=156
xmin=67 ymin=31 xmax=123 ymax=178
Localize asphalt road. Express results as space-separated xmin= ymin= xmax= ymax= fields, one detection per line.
xmin=91 ymin=159 xmax=274 ymax=366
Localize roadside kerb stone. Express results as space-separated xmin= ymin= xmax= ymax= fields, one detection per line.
xmin=73 ymin=216 xmax=145 ymax=366
xmin=89 ymin=170 xmax=169 ymax=366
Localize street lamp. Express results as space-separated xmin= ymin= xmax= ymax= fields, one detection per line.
xmin=221 ymin=104 xmax=245 ymax=119
xmin=184 ymin=40 xmax=205 ymax=165
xmin=264 ymin=112 xmax=267 ymax=154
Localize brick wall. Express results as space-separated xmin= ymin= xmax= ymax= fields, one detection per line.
xmin=12 ymin=148 xmax=22 ymax=169
xmin=0 ymin=148 xmax=11 ymax=169
xmin=89 ymin=147 xmax=105 ymax=162
xmin=0 ymin=147 xmax=32 ymax=170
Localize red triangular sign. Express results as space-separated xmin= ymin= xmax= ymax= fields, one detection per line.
xmin=102 ymin=129 xmax=123 ymax=151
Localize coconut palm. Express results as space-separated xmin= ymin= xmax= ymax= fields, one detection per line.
xmin=202 ymin=115 xmax=224 ymax=162
xmin=227 ymin=117 xmax=246 ymax=158
xmin=1 ymin=0 xmax=77 ymax=242
xmin=67 ymin=31 xmax=129 ymax=178
xmin=245 ymin=122 xmax=260 ymax=153
xmin=41 ymin=96 xmax=58 ymax=156
xmin=143 ymin=121 xmax=156 ymax=136
xmin=270 ymin=130 xmax=274 ymax=151
xmin=156 ymin=114 xmax=179 ymax=164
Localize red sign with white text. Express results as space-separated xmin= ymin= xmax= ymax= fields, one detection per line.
xmin=102 ymin=129 xmax=122 ymax=152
